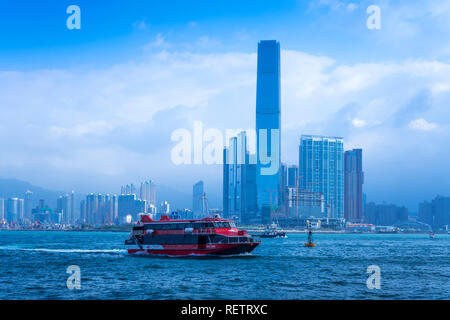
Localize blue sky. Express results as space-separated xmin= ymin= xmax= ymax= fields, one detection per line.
xmin=2 ymin=0 xmax=449 ymax=68
xmin=1 ymin=0 xmax=450 ymax=210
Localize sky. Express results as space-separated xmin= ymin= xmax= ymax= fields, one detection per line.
xmin=1 ymin=0 xmax=450 ymax=210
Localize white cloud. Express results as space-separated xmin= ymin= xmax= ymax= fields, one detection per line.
xmin=132 ymin=18 xmax=149 ymax=31
xmin=408 ymin=118 xmax=438 ymax=131
xmin=352 ymin=118 xmax=366 ymax=128
xmin=1 ymin=43 xmax=450 ymax=206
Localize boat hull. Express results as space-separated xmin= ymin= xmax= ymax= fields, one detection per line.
xmin=126 ymin=242 xmax=260 ymax=256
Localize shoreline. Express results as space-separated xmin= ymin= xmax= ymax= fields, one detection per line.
xmin=0 ymin=228 xmax=447 ymax=235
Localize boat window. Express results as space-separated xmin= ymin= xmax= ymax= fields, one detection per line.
xmin=195 ymin=222 xmax=214 ymax=229
xmin=229 ymin=222 xmax=236 ymax=228
xmin=214 ymin=222 xmax=227 ymax=228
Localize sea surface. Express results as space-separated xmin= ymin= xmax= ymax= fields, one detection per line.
xmin=0 ymin=231 xmax=448 ymax=300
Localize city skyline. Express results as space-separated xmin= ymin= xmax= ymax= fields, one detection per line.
xmin=1 ymin=1 xmax=450 ymax=211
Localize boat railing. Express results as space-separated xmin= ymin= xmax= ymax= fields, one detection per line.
xmin=219 ymin=235 xmax=261 ymax=244
xmin=193 ymin=228 xmax=216 ymax=234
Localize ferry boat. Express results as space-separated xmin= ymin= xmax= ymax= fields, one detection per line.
xmin=258 ymin=223 xmax=287 ymax=238
xmin=124 ymin=214 xmax=261 ymax=256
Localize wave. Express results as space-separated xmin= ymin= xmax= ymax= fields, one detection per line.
xmin=0 ymin=246 xmax=126 ymax=254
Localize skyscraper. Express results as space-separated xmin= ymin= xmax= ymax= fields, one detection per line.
xmin=0 ymin=199 xmax=5 ymax=221
xmin=299 ymin=135 xmax=344 ymax=219
xmin=70 ymin=191 xmax=76 ymax=224
xmin=344 ymin=149 xmax=364 ymax=222
xmin=6 ymin=198 xmax=20 ymax=223
xmin=192 ymin=181 xmax=204 ymax=218
xmin=121 ymin=184 xmax=137 ymax=195
xmin=57 ymin=194 xmax=71 ymax=224
xmin=223 ymin=132 xmax=257 ymax=223
xmin=287 ymin=165 xmax=298 ymax=188
xmin=140 ymin=180 xmax=156 ymax=207
xmin=24 ymin=190 xmax=33 ymax=221
xmin=256 ymin=40 xmax=281 ymax=211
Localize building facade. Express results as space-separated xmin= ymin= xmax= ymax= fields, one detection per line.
xmin=140 ymin=180 xmax=156 ymax=208
xmin=344 ymin=149 xmax=364 ymax=222
xmin=256 ymin=40 xmax=281 ymax=211
xmin=299 ymin=135 xmax=344 ymax=219
xmin=364 ymin=202 xmax=408 ymax=226
xmin=24 ymin=190 xmax=33 ymax=221
xmin=192 ymin=180 xmax=204 ymax=218
xmin=223 ymin=132 xmax=257 ymax=223
xmin=287 ymin=165 xmax=298 ymax=188
xmin=419 ymin=196 xmax=450 ymax=230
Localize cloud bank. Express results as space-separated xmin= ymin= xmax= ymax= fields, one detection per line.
xmin=1 ymin=43 xmax=449 ymax=209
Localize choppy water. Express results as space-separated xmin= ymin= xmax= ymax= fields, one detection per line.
xmin=0 ymin=231 xmax=448 ymax=299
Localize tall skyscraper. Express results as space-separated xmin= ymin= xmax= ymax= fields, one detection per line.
xmin=256 ymin=40 xmax=281 ymax=211
xmin=287 ymin=165 xmax=298 ymax=188
xmin=121 ymin=184 xmax=137 ymax=195
xmin=0 ymin=199 xmax=5 ymax=221
xmin=140 ymin=180 xmax=156 ymax=207
xmin=223 ymin=132 xmax=257 ymax=223
xmin=192 ymin=181 xmax=204 ymax=217
xmin=24 ymin=190 xmax=33 ymax=221
xmin=6 ymin=198 xmax=20 ymax=223
xmin=299 ymin=135 xmax=344 ymax=219
xmin=344 ymin=149 xmax=364 ymax=222
xmin=80 ymin=199 xmax=86 ymax=224
xmin=57 ymin=194 xmax=71 ymax=224
xmin=223 ymin=147 xmax=229 ymax=218
xmin=70 ymin=191 xmax=76 ymax=224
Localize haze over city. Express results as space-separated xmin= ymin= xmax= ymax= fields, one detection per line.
xmin=1 ymin=0 xmax=450 ymax=211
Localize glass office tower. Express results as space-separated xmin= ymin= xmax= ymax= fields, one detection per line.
xmin=256 ymin=40 xmax=281 ymax=211
xmin=344 ymin=149 xmax=364 ymax=222
xmin=299 ymin=135 xmax=344 ymax=219
xmin=223 ymin=132 xmax=257 ymax=223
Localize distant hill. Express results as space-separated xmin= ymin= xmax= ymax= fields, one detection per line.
xmin=0 ymin=178 xmax=63 ymax=208
xmin=0 ymin=178 xmax=196 ymax=211
xmin=0 ymin=177 xmax=221 ymax=213
xmin=156 ymin=184 xmax=192 ymax=210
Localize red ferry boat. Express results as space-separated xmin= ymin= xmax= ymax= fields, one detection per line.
xmin=124 ymin=214 xmax=261 ymax=256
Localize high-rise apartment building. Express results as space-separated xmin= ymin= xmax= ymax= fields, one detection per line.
xmin=140 ymin=180 xmax=156 ymax=207
xmin=299 ymin=135 xmax=344 ymax=218
xmin=419 ymin=196 xmax=450 ymax=229
xmin=0 ymin=199 xmax=5 ymax=221
xmin=6 ymin=198 xmax=21 ymax=223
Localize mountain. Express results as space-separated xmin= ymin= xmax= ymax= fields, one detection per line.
xmin=0 ymin=177 xmax=218 ymax=212
xmin=156 ymin=184 xmax=192 ymax=210
xmin=0 ymin=178 xmax=63 ymax=208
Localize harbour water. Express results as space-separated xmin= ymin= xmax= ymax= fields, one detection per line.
xmin=0 ymin=231 xmax=448 ymax=300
